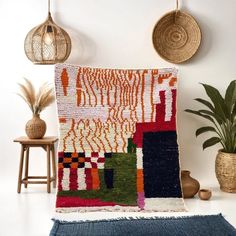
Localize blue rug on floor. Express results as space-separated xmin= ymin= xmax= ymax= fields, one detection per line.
xmin=50 ymin=214 xmax=236 ymax=236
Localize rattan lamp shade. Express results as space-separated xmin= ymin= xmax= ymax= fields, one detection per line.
xmin=24 ymin=1 xmax=71 ymax=65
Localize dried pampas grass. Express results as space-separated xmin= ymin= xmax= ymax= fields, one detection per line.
xmin=18 ymin=78 xmax=55 ymax=115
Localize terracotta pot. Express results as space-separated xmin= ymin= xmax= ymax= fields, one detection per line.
xmin=181 ymin=170 xmax=200 ymax=198
xmin=198 ymin=189 xmax=212 ymax=200
xmin=215 ymin=150 xmax=236 ymax=193
xmin=25 ymin=114 xmax=46 ymax=139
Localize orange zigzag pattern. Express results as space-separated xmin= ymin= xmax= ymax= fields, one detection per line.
xmin=59 ymin=68 xmax=177 ymax=153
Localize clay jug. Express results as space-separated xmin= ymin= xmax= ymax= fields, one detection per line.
xmin=181 ymin=170 xmax=200 ymax=198
xmin=25 ymin=114 xmax=46 ymax=139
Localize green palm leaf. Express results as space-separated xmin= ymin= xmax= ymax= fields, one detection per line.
xmin=184 ymin=109 xmax=214 ymax=123
xmin=185 ymin=81 xmax=236 ymax=153
xmin=202 ymin=137 xmax=221 ymax=150
xmin=225 ymin=80 xmax=236 ymax=113
xmin=194 ymin=98 xmax=215 ymax=112
xmin=198 ymin=109 xmax=223 ymax=124
xmin=201 ymin=83 xmax=228 ymax=120
xmin=195 ymin=126 xmax=217 ymax=137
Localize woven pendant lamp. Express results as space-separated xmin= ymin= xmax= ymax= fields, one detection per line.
xmin=24 ymin=0 xmax=71 ymax=65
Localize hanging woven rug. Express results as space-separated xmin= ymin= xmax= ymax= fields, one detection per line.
xmin=54 ymin=64 xmax=185 ymax=212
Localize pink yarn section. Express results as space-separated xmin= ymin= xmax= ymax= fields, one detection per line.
xmin=137 ymin=192 xmax=145 ymax=209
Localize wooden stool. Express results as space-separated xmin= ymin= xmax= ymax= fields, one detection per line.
xmin=14 ymin=136 xmax=58 ymax=193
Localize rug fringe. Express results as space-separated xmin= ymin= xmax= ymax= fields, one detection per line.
xmin=52 ymin=213 xmax=223 ymax=224
xmin=55 ymin=205 xmax=187 ymax=214
xmin=52 ymin=211 xmax=221 ymax=223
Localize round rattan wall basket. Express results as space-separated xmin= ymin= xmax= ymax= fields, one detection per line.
xmin=152 ymin=3 xmax=201 ymax=64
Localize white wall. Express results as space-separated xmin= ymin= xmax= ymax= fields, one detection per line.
xmin=1 ymin=0 xmax=236 ymax=188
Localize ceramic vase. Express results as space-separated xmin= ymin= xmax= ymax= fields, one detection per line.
xmin=25 ymin=114 xmax=46 ymax=139
xmin=181 ymin=170 xmax=200 ymax=198
xmin=198 ymin=189 xmax=212 ymax=200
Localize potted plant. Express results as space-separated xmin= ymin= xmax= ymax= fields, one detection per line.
xmin=18 ymin=78 xmax=55 ymax=139
xmin=185 ymin=80 xmax=236 ymax=193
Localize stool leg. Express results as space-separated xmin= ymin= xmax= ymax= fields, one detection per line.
xmin=47 ymin=145 xmax=51 ymax=193
xmin=24 ymin=147 xmax=29 ymax=188
xmin=17 ymin=145 xmax=25 ymax=193
xmin=51 ymin=144 xmax=57 ymax=188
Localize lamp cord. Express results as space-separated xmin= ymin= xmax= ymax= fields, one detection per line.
xmin=48 ymin=0 xmax=51 ymax=14
xmin=176 ymin=0 xmax=179 ymax=11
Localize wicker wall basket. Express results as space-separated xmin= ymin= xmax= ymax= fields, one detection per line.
xmin=215 ymin=150 xmax=236 ymax=193
xmin=152 ymin=10 xmax=201 ymax=64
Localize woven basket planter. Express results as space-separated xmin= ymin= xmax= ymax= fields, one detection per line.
xmin=215 ymin=150 xmax=236 ymax=193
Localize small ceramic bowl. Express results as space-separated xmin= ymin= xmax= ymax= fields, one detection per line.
xmin=198 ymin=189 xmax=212 ymax=200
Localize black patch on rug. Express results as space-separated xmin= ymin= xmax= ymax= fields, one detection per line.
xmin=143 ymin=131 xmax=182 ymax=198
